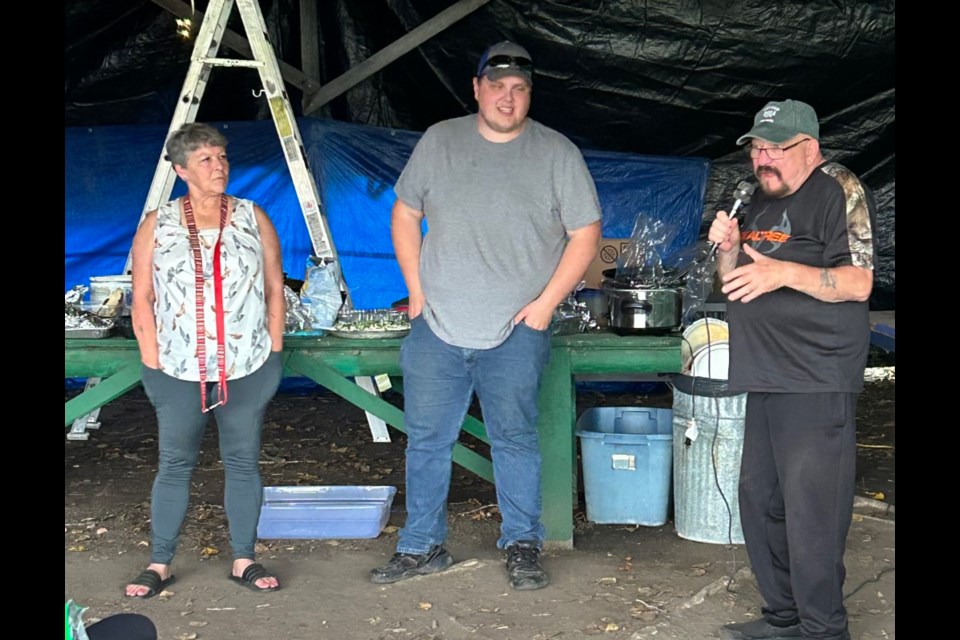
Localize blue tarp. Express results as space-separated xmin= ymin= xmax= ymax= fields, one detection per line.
xmin=66 ymin=118 xmax=709 ymax=309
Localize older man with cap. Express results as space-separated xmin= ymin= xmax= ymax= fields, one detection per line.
xmin=708 ymin=100 xmax=877 ymax=640
xmin=369 ymin=41 xmax=602 ymax=590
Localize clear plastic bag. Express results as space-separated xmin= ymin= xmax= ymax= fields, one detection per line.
xmin=300 ymin=257 xmax=345 ymax=329
xmin=283 ymin=285 xmax=314 ymax=334
xmin=65 ymin=599 xmax=90 ymax=640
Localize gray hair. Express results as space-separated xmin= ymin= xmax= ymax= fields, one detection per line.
xmin=165 ymin=123 xmax=228 ymax=167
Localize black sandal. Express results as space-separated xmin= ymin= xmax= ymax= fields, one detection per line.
xmin=125 ymin=569 xmax=176 ymax=599
xmin=228 ymin=563 xmax=280 ymax=592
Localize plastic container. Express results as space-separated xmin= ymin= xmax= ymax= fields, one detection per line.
xmin=257 ymin=485 xmax=397 ymax=539
xmin=89 ymin=275 xmax=133 ymax=314
xmin=77 ymin=301 xmax=123 ymax=319
xmin=671 ymin=374 xmax=746 ymax=544
xmin=576 ymin=407 xmax=673 ymax=525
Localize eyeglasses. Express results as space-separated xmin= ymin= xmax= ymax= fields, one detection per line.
xmin=749 ymin=138 xmax=812 ymax=159
xmin=478 ymin=54 xmax=534 ymax=77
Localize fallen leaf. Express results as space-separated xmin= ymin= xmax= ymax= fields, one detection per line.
xmin=68 ymin=545 xmax=87 ymax=552
xmin=382 ymin=526 xmax=399 ymax=534
xmin=419 ymin=602 xmax=433 ymax=610
xmin=872 ymin=492 xmax=886 ymax=501
xmin=602 ymin=621 xmax=620 ymax=632
xmin=200 ymin=546 xmax=220 ymax=557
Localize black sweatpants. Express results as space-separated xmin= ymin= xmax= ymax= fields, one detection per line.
xmin=739 ymin=392 xmax=857 ymax=640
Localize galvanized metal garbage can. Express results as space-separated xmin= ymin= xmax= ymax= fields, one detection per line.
xmin=671 ymin=374 xmax=746 ymax=544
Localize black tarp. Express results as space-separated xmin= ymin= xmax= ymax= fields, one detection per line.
xmin=64 ymin=0 xmax=895 ymax=308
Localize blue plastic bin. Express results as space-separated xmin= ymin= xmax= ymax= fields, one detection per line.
xmin=576 ymin=407 xmax=673 ymax=525
xmin=257 ymin=486 xmax=397 ymax=539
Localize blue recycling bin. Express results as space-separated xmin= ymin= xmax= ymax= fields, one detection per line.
xmin=576 ymin=407 xmax=673 ymax=525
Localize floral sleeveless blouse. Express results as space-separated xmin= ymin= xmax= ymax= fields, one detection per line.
xmin=153 ymin=197 xmax=272 ymax=381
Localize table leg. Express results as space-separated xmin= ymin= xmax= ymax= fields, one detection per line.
xmin=286 ymin=352 xmax=495 ymax=481
xmin=538 ymin=349 xmax=576 ymax=549
xmin=64 ymin=364 xmax=143 ymax=428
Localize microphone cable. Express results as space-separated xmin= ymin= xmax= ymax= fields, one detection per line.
xmin=680 ymin=318 xmax=740 ymax=591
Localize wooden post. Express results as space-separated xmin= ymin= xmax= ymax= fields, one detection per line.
xmin=299 ymin=0 xmax=321 ymax=111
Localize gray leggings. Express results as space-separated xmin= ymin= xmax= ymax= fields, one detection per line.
xmin=141 ymin=352 xmax=282 ymax=564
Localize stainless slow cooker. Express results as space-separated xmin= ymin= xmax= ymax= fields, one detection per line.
xmin=601 ymin=269 xmax=681 ymax=334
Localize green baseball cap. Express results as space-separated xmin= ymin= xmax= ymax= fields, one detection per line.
xmin=736 ymin=99 xmax=820 ymax=145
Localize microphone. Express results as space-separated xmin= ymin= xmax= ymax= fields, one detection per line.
xmin=706 ymin=180 xmax=756 ymax=260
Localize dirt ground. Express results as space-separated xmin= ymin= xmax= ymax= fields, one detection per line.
xmin=65 ymin=370 xmax=895 ymax=640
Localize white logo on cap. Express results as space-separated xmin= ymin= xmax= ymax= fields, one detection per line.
xmin=760 ymin=105 xmax=780 ymax=123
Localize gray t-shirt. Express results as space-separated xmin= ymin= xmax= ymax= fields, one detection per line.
xmin=395 ymin=115 xmax=602 ymax=349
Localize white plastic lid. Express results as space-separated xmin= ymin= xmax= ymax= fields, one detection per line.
xmin=681 ymin=318 xmax=729 ymax=372
xmin=690 ymin=340 xmax=730 ymax=380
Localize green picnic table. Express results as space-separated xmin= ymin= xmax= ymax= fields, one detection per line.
xmin=65 ymin=332 xmax=680 ymax=547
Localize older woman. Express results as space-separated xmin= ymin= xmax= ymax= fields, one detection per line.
xmin=125 ymin=123 xmax=285 ymax=597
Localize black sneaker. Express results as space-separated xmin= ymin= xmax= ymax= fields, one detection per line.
xmin=719 ymin=618 xmax=802 ymax=640
xmin=505 ymin=541 xmax=549 ymax=590
xmin=368 ymin=546 xmax=454 ymax=584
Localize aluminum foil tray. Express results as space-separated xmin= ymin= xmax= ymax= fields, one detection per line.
xmin=328 ymin=308 xmax=410 ymax=339
xmin=65 ymin=327 xmax=116 ymax=339
xmin=327 ymin=328 xmax=410 ymax=340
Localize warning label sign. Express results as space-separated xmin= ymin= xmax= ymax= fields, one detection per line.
xmin=582 ymin=238 xmax=631 ymax=289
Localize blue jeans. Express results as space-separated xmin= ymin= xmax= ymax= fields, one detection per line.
xmin=397 ymin=316 xmax=552 ymax=554
xmin=141 ymin=352 xmax=283 ymax=564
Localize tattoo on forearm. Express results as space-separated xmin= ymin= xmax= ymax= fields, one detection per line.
xmin=819 ymin=268 xmax=837 ymax=290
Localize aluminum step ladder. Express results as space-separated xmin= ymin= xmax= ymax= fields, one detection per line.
xmin=67 ymin=378 xmax=104 ymax=441
xmin=126 ymin=0 xmax=390 ymax=443
xmin=126 ymin=0 xmax=337 ymax=266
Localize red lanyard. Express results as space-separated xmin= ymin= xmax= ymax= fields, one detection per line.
xmin=182 ymin=194 xmax=229 ymax=412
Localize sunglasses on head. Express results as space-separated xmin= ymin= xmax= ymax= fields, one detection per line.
xmin=478 ymin=54 xmax=534 ymax=77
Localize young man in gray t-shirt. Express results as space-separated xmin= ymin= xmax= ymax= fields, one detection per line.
xmin=369 ymin=41 xmax=602 ymax=591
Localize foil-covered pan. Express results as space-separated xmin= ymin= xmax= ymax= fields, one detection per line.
xmin=65 ymin=326 xmax=116 ymax=339
xmin=326 ymin=328 xmax=410 ymax=340
xmin=327 ymin=308 xmax=410 ymax=339
xmin=65 ymin=300 xmax=117 ymax=338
